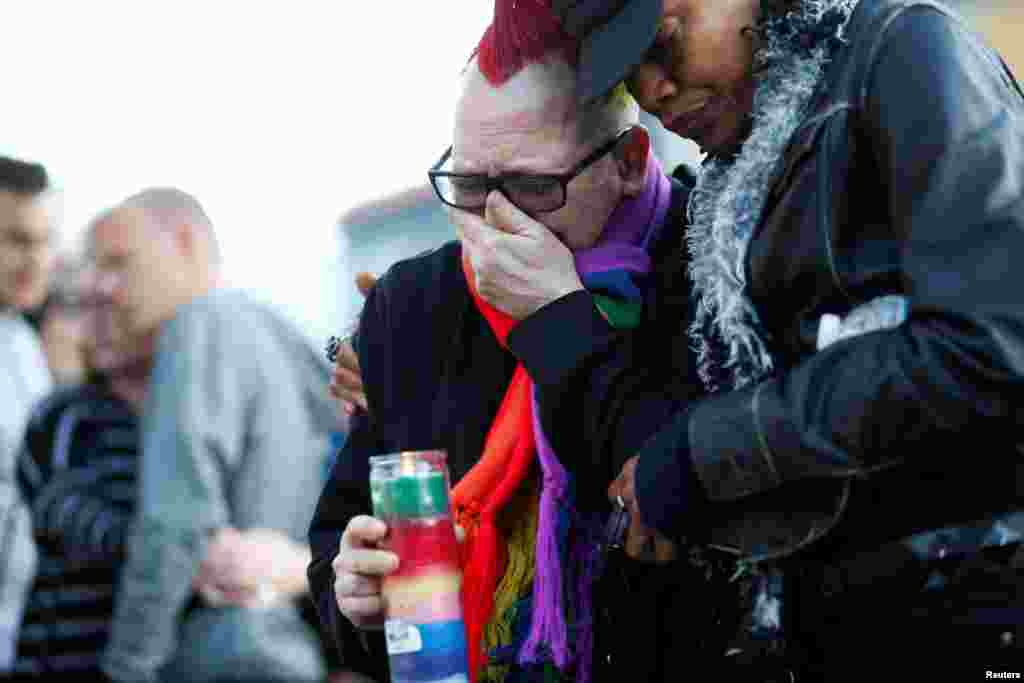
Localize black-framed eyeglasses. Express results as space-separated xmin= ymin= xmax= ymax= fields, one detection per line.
xmin=428 ymin=126 xmax=634 ymax=215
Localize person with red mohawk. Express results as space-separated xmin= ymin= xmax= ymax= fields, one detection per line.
xmin=308 ymin=2 xmax=707 ymax=682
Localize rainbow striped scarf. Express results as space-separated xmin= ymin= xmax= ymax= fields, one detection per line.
xmin=453 ymin=154 xmax=671 ymax=683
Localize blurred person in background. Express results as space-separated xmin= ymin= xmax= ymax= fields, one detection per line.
xmin=91 ymin=188 xmax=341 ymax=683
xmin=308 ymin=10 xmax=704 ymax=681
xmin=24 ymin=255 xmax=90 ymax=387
xmin=13 ymin=217 xmax=156 ymax=681
xmin=0 ymin=157 xmax=55 ymax=450
xmin=0 ymin=155 xmax=55 ymax=672
xmin=14 ymin=210 xmax=354 ymax=683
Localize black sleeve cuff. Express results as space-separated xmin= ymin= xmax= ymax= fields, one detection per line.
xmin=506 ymin=290 xmax=617 ymax=388
xmin=634 ymin=407 xmax=708 ymax=540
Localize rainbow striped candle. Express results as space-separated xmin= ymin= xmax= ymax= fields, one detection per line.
xmin=371 ymin=451 xmax=470 ymax=683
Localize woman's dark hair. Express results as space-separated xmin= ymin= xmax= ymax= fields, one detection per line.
xmin=749 ymin=0 xmax=850 ymax=59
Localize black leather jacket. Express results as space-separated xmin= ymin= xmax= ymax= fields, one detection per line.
xmin=673 ymin=0 xmax=1024 ymax=560
xmin=630 ymin=0 xmax=1024 ymax=561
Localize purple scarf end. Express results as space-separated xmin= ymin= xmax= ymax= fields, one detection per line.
xmin=519 ymin=483 xmax=570 ymax=669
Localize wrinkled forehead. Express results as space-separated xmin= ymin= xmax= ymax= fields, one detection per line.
xmin=458 ymin=91 xmax=577 ymax=136
xmin=454 ymin=59 xmax=586 ymax=160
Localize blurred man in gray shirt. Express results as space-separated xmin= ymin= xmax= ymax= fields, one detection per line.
xmin=0 ymin=155 xmax=55 ymax=670
xmin=92 ymin=187 xmax=339 ymax=683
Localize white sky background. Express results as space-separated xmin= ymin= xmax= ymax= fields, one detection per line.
xmin=0 ymin=1 xmax=494 ymax=343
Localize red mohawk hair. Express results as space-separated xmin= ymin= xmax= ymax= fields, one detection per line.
xmin=476 ymin=0 xmax=578 ymax=86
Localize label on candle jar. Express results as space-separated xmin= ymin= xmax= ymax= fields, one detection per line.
xmin=385 ymin=619 xmax=423 ymax=655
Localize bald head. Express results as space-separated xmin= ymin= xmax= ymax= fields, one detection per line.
xmin=122 ymin=187 xmax=221 ymax=265
xmin=89 ymin=187 xmax=222 ymax=340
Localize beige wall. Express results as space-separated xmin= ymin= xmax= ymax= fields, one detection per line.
xmin=974 ymin=4 xmax=1024 ymax=78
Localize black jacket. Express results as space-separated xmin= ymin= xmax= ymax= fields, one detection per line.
xmin=307 ymin=177 xmax=703 ymax=682
xmin=307 ymin=242 xmax=515 ymax=681
xmin=508 ymin=0 xmax=1024 ymax=560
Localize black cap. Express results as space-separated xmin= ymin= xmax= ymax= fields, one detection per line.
xmin=551 ymin=0 xmax=662 ymax=103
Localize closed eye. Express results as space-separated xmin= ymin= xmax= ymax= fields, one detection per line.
xmin=505 ymin=176 xmax=561 ymax=196
xmin=644 ymin=20 xmax=676 ymax=67
xmin=449 ymin=176 xmax=489 ymax=193
xmin=644 ymin=40 xmax=670 ymax=66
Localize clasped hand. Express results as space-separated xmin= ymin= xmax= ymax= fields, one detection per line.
xmin=608 ymin=456 xmax=677 ymax=564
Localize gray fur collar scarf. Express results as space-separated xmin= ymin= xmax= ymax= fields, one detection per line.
xmin=687 ymin=0 xmax=859 ymax=392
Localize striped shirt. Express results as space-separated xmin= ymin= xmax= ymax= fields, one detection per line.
xmin=13 ymin=381 xmax=138 ymax=678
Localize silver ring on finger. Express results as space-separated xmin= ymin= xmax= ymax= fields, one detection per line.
xmin=339 ymin=571 xmax=364 ymax=598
